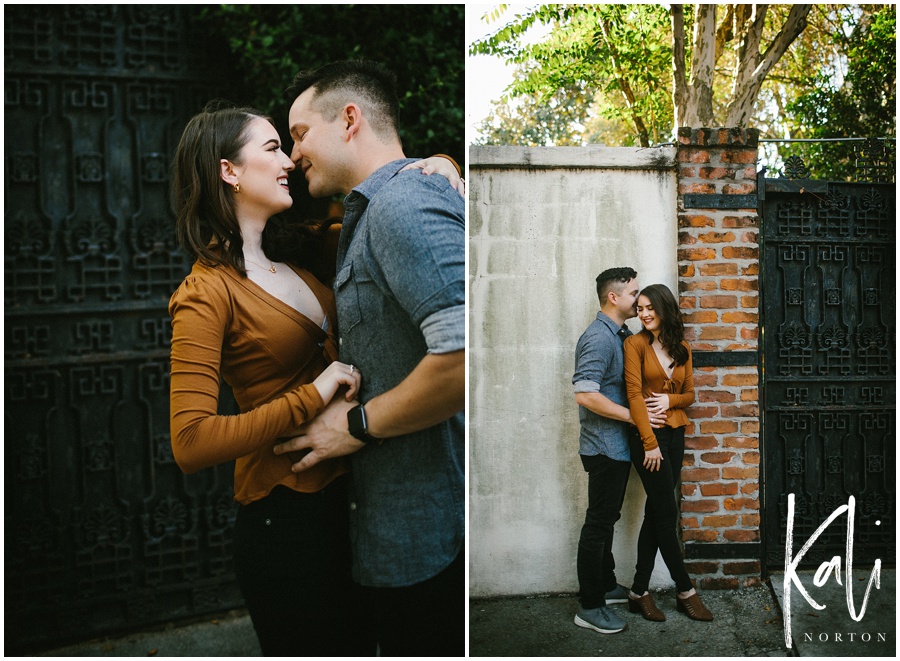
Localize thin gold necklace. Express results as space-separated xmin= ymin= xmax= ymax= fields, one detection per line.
xmin=245 ymin=255 xmax=276 ymax=273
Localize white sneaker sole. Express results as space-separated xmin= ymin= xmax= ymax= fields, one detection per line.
xmin=574 ymin=614 xmax=626 ymax=634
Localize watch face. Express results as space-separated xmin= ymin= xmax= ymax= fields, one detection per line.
xmin=348 ymin=405 xmax=368 ymax=441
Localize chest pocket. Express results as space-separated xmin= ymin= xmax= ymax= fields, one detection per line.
xmin=334 ymin=262 xmax=362 ymax=335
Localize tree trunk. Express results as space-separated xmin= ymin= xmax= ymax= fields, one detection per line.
xmin=672 ymin=5 xmax=688 ymax=129
xmin=725 ymin=4 xmax=812 ymax=126
xmin=682 ymin=3 xmax=717 ymax=127
xmin=714 ymin=4 xmax=736 ymax=64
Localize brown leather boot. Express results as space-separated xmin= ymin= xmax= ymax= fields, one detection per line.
xmin=676 ymin=592 xmax=713 ymax=621
xmin=628 ymin=592 xmax=666 ymax=622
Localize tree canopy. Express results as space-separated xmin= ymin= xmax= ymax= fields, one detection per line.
xmin=779 ymin=5 xmax=896 ymax=179
xmin=471 ymin=3 xmax=895 ymax=174
xmin=196 ymin=5 xmax=464 ymax=167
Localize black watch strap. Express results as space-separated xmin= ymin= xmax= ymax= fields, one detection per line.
xmin=347 ymin=404 xmax=375 ymax=443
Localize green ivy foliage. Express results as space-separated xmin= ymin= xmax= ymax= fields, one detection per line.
xmin=194 ymin=5 xmax=464 ymax=167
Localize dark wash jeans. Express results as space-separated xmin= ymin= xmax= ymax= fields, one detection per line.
xmin=577 ymin=452 xmax=631 ymax=609
xmin=628 ymin=426 xmax=694 ymax=595
xmin=233 ymin=478 xmax=376 ymax=657
xmin=366 ymin=549 xmax=464 ymax=657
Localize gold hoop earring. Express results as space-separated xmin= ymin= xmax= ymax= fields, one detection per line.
xmin=233 ymin=183 xmax=241 ymax=194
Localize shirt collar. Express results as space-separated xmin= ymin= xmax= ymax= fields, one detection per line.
xmin=346 ymin=158 xmax=418 ymax=206
xmin=596 ymin=311 xmax=630 ymax=338
xmin=338 ymin=158 xmax=418 ymax=265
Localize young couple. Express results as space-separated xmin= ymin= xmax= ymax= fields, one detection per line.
xmin=573 ymin=267 xmax=713 ymax=634
xmin=168 ymin=60 xmax=464 ymax=656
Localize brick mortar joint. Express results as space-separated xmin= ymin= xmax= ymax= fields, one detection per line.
xmin=679 ymin=216 xmax=758 ymax=223
xmin=679 ymin=283 xmax=759 ymax=289
xmin=681 ymin=488 xmax=760 ymax=498
xmin=683 ymin=477 xmax=760 ymax=489
xmin=678 ymin=226 xmax=759 ymax=235
xmin=682 ymin=297 xmax=759 ymax=304
xmin=678 ymin=244 xmax=760 ymax=253
xmin=677 ymin=246 xmax=759 ymax=252
xmin=680 ymin=300 xmax=758 ymax=304
xmin=677 ymin=233 xmax=751 ymax=242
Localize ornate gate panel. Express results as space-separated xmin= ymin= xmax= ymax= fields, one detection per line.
xmin=761 ymin=174 xmax=895 ymax=570
xmin=5 ymin=6 xmax=242 ymax=652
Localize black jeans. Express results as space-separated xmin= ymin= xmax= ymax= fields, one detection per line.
xmin=367 ymin=550 xmax=465 ymax=657
xmin=576 ymin=452 xmax=631 ymax=609
xmin=628 ymin=426 xmax=693 ymax=595
xmin=233 ymin=478 xmax=376 ymax=657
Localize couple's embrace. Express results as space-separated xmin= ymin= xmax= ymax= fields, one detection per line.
xmin=167 ymin=60 xmax=464 ymax=657
xmin=573 ymin=267 xmax=713 ymax=634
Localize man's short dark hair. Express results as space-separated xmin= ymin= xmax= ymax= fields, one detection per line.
xmin=596 ymin=267 xmax=637 ymax=303
xmin=285 ymin=59 xmax=400 ymax=140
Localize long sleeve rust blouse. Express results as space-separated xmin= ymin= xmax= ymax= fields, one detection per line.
xmin=169 ymin=259 xmax=347 ymax=504
xmin=623 ymin=332 xmax=695 ymax=451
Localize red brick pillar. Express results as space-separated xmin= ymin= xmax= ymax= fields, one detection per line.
xmin=676 ymin=127 xmax=762 ymax=589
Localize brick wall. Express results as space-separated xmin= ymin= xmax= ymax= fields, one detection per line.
xmin=676 ymin=127 xmax=762 ymax=589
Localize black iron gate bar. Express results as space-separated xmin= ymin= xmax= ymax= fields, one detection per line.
xmin=757 ymin=172 xmax=895 ymax=575
xmin=757 ymin=137 xmax=896 ymax=184
xmin=758 ymin=138 xmax=897 ymax=141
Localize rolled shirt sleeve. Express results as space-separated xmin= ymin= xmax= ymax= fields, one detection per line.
xmin=421 ymin=304 xmax=464 ymax=354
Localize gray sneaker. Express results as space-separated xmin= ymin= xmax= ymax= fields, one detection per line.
xmin=574 ymin=606 xmax=627 ymax=634
xmin=604 ymin=584 xmax=629 ymax=605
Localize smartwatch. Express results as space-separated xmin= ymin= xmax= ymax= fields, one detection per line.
xmin=347 ymin=404 xmax=376 ymax=444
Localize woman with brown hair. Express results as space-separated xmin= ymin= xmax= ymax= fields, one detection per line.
xmin=168 ymin=103 xmax=460 ymax=655
xmin=623 ymin=283 xmax=713 ymax=623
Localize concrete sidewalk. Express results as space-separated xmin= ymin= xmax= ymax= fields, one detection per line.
xmin=470 ymin=585 xmax=787 ymax=657
xmin=470 ymin=569 xmax=895 ymax=657
xmin=33 ymin=610 xmax=262 ymax=657
xmin=33 ymin=570 xmax=895 ymax=657
xmin=771 ymin=567 xmax=895 ymax=658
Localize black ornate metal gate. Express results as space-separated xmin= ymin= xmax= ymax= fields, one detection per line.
xmin=5 ymin=6 xmax=243 ymax=653
xmin=760 ymin=148 xmax=896 ymax=571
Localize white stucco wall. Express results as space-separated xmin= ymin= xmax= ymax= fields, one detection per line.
xmin=469 ymin=146 xmax=679 ymax=597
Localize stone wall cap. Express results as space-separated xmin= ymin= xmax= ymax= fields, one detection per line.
xmin=470 ymin=144 xmax=677 ymax=169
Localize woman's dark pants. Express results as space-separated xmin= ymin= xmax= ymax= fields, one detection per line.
xmin=233 ymin=477 xmax=376 ymax=657
xmin=628 ymin=426 xmax=694 ymax=595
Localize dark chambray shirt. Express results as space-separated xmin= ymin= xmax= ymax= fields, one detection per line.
xmin=334 ymin=158 xmax=465 ymax=587
xmin=573 ymin=311 xmax=632 ymax=462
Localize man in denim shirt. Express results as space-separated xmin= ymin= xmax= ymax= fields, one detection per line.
xmin=572 ymin=267 xmax=664 ymax=635
xmin=275 ymin=60 xmax=464 ymax=656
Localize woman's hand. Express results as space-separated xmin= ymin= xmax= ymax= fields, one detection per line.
xmin=311 ymin=361 xmax=361 ymax=405
xmin=402 ymin=157 xmax=465 ymax=196
xmin=643 ymin=446 xmax=663 ymax=472
xmin=645 ymin=392 xmax=670 ymax=415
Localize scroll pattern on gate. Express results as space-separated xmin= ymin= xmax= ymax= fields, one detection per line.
xmin=762 ymin=169 xmax=895 ymax=570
